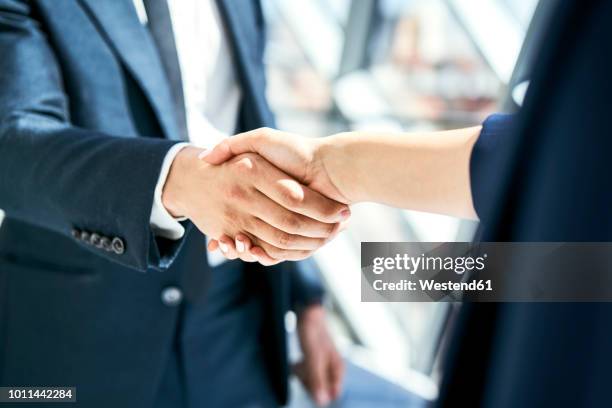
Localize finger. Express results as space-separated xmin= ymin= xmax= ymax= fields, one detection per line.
xmin=200 ymin=129 xmax=269 ymax=164
xmin=329 ymin=355 xmax=345 ymax=400
xmin=218 ymin=234 xmax=257 ymax=262
xmin=234 ymin=233 xmax=257 ymax=263
xmin=253 ymin=169 xmax=350 ymax=224
xmin=337 ymin=218 xmax=351 ymax=233
xmin=250 ymin=246 xmax=282 ymax=266
xmin=308 ymin=357 xmax=331 ymax=407
xmin=323 ymin=222 xmax=343 ymax=244
xmin=233 ymin=154 xmax=349 ymax=224
xmin=249 ymin=191 xmax=336 ymax=238
xmin=230 ymin=154 xmax=348 ymax=230
xmin=245 ymin=216 xmax=327 ymax=251
xmin=218 ymin=235 xmax=238 ymax=260
xmin=235 ymin=233 xmax=252 ymax=254
xmin=248 ymin=190 xmax=339 ymax=239
xmin=245 ymin=232 xmax=314 ymax=261
xmin=208 ymin=239 xmax=220 ymax=252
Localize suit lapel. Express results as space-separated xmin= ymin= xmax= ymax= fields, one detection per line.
xmin=79 ymin=0 xmax=181 ymax=140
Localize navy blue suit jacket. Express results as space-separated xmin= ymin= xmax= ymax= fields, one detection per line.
xmin=0 ymin=0 xmax=322 ymax=405
xmin=439 ymin=0 xmax=612 ymax=406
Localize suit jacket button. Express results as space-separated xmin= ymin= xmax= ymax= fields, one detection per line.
xmin=80 ymin=231 xmax=90 ymax=242
xmin=71 ymin=228 xmax=81 ymax=239
xmin=161 ymin=286 xmax=182 ymax=306
xmin=100 ymin=237 xmax=112 ymax=252
xmin=111 ymin=237 xmax=125 ymax=255
xmin=90 ymin=233 xmax=102 ymax=247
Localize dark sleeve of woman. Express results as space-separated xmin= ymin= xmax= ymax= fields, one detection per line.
xmin=469 ymin=114 xmax=517 ymax=223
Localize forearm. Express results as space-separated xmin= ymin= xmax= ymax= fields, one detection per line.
xmin=319 ymin=126 xmax=482 ymax=219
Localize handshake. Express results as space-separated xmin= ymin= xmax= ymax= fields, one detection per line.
xmin=162 ymin=128 xmax=351 ymax=266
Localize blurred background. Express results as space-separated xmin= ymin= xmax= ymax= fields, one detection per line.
xmin=0 ymin=0 xmax=540 ymax=406
xmin=258 ymin=0 xmax=539 ymax=406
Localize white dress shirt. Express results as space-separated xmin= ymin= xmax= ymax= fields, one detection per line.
xmin=133 ymin=0 xmax=242 ymax=250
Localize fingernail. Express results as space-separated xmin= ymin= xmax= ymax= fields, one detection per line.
xmin=236 ymin=238 xmax=245 ymax=253
xmin=219 ymin=242 xmax=229 ymax=253
xmin=339 ymin=208 xmax=351 ymax=220
xmin=197 ymin=149 xmax=210 ymax=160
xmin=316 ymin=390 xmax=330 ymax=406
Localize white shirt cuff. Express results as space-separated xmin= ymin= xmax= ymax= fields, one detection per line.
xmin=150 ymin=142 xmax=191 ymax=240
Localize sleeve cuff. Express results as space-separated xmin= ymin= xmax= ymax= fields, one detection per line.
xmin=150 ymin=142 xmax=191 ymax=240
xmin=470 ymin=113 xmax=516 ymax=222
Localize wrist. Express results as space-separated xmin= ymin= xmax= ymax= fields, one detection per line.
xmin=162 ymin=146 xmax=204 ymax=218
xmin=298 ymin=303 xmax=325 ymax=324
xmin=316 ymin=133 xmax=356 ymax=203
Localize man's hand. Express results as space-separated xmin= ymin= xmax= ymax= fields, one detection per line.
xmin=162 ymin=146 xmax=349 ymax=262
xmin=294 ymin=305 xmax=344 ymax=407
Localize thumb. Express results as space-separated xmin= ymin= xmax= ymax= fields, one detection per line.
xmin=200 ymin=129 xmax=266 ymax=165
xmin=199 ymin=139 xmax=234 ymax=164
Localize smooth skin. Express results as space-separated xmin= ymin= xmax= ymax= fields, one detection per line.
xmin=202 ymin=126 xmax=482 ymax=262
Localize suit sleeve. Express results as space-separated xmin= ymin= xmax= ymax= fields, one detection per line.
xmin=0 ymin=0 xmax=182 ymax=272
xmin=470 ymin=113 xmax=517 ymax=222
xmin=288 ymin=259 xmax=326 ymax=312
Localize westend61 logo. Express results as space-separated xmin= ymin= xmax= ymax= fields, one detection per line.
xmin=372 ymin=253 xmax=487 ymax=275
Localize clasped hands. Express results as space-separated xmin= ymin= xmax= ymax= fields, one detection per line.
xmin=162 ymin=128 xmax=349 ymax=266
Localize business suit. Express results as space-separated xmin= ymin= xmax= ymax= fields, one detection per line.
xmin=0 ymin=0 xmax=322 ymax=406
xmin=438 ymin=0 xmax=612 ymax=406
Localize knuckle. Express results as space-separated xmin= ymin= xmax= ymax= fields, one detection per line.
xmin=312 ymin=237 xmax=326 ymax=249
xmin=263 ymin=245 xmax=283 ymax=259
xmin=280 ymin=187 xmax=304 ymax=208
xmin=257 ymin=127 xmax=272 ymax=136
xmin=222 ymin=208 xmax=238 ymax=225
xmin=275 ymin=230 xmax=294 ymax=248
xmin=241 ymin=216 xmax=255 ymax=231
xmin=233 ymin=156 xmax=256 ymax=174
xmin=322 ymin=203 xmax=341 ymax=220
xmin=280 ymin=213 xmax=301 ymax=232
xmin=224 ymin=184 xmax=248 ymax=201
xmin=243 ymin=152 xmax=261 ymax=161
xmin=218 ymin=139 xmax=231 ymax=154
